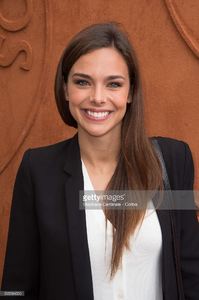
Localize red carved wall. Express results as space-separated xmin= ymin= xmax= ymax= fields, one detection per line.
xmin=0 ymin=0 xmax=199 ymax=283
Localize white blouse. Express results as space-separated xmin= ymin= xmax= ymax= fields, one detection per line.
xmin=82 ymin=160 xmax=163 ymax=300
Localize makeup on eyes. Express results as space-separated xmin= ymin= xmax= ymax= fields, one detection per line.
xmin=72 ymin=73 xmax=125 ymax=88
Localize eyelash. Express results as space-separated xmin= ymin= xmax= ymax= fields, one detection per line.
xmin=109 ymin=82 xmax=122 ymax=88
xmin=74 ymin=79 xmax=89 ymax=86
xmin=73 ymin=79 xmax=122 ymax=88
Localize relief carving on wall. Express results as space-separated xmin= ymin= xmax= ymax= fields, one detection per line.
xmin=0 ymin=0 xmax=33 ymax=32
xmin=0 ymin=0 xmax=52 ymax=174
xmin=0 ymin=34 xmax=32 ymax=70
xmin=0 ymin=0 xmax=33 ymax=69
xmin=164 ymin=0 xmax=199 ymax=58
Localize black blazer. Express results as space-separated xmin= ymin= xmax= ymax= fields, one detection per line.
xmin=1 ymin=134 xmax=199 ymax=300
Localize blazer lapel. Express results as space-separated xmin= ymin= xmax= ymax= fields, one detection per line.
xmin=63 ymin=133 xmax=94 ymax=300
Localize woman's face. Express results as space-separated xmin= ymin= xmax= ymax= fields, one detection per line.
xmin=66 ymin=47 xmax=131 ymax=138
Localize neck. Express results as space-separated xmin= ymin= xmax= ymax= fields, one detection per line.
xmin=78 ymin=129 xmax=121 ymax=168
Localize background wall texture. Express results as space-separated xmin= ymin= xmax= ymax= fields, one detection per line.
xmin=0 ymin=0 xmax=199 ymax=283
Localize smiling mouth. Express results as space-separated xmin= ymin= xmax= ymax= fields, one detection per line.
xmin=82 ymin=109 xmax=112 ymax=120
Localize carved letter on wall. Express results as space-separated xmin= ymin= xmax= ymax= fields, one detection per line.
xmin=0 ymin=35 xmax=32 ymax=70
xmin=0 ymin=0 xmax=33 ymax=32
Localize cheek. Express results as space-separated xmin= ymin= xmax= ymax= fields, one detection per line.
xmin=113 ymin=92 xmax=129 ymax=109
xmin=68 ymin=89 xmax=88 ymax=105
xmin=68 ymin=102 xmax=79 ymax=121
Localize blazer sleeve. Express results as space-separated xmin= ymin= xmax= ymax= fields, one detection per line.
xmin=179 ymin=142 xmax=199 ymax=299
xmin=1 ymin=150 xmax=39 ymax=299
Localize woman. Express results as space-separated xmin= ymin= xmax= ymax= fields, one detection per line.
xmin=1 ymin=22 xmax=199 ymax=300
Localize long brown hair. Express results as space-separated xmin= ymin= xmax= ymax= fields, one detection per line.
xmin=54 ymin=22 xmax=163 ymax=278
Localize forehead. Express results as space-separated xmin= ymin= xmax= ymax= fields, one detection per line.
xmin=70 ymin=47 xmax=129 ymax=76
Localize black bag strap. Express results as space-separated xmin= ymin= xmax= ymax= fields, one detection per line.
xmin=152 ymin=138 xmax=185 ymax=300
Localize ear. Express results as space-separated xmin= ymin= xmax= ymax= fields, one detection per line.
xmin=127 ymin=89 xmax=133 ymax=103
xmin=127 ymin=96 xmax=132 ymax=103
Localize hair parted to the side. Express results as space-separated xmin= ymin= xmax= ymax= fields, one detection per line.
xmin=54 ymin=22 xmax=163 ymax=278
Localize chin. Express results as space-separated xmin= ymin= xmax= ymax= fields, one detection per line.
xmin=82 ymin=126 xmax=119 ymax=138
xmin=85 ymin=130 xmax=109 ymax=138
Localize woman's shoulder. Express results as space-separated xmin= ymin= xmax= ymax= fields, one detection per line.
xmin=150 ymin=136 xmax=194 ymax=189
xmin=28 ymin=135 xmax=74 ymax=155
xmin=150 ymin=135 xmax=190 ymax=150
xmin=21 ymin=134 xmax=78 ymax=170
xmin=29 ymin=133 xmax=78 ymax=154
xmin=150 ymin=136 xmax=192 ymax=161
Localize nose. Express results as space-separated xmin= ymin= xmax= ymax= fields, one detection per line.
xmin=90 ymin=85 xmax=106 ymax=104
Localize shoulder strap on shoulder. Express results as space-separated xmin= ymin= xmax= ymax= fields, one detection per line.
xmin=151 ymin=138 xmax=171 ymax=190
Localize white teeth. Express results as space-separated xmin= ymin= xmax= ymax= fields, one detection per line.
xmin=86 ymin=110 xmax=110 ymax=119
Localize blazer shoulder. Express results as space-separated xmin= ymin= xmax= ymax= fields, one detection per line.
xmin=21 ymin=135 xmax=77 ymax=172
xmin=151 ymin=135 xmax=188 ymax=150
xmin=29 ymin=136 xmax=74 ymax=153
xmin=150 ymin=136 xmax=192 ymax=161
xmin=27 ymin=134 xmax=76 ymax=157
xmin=150 ymin=136 xmax=194 ymax=189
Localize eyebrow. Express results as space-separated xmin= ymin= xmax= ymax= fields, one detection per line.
xmin=72 ymin=73 xmax=126 ymax=80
